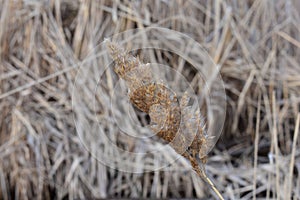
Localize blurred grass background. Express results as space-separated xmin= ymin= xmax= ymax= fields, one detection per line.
xmin=0 ymin=0 xmax=300 ymax=199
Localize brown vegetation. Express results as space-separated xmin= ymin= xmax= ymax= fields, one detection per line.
xmin=0 ymin=0 xmax=300 ymax=199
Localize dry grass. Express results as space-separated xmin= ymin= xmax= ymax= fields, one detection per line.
xmin=106 ymin=40 xmax=224 ymax=199
xmin=1 ymin=0 xmax=300 ymax=199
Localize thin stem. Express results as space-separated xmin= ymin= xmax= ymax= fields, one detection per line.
xmin=186 ymin=152 xmax=224 ymax=200
xmin=199 ymin=169 xmax=225 ymax=200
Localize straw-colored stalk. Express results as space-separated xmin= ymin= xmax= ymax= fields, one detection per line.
xmin=106 ymin=40 xmax=224 ymax=200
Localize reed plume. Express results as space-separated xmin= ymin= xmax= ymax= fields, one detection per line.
xmin=106 ymin=40 xmax=224 ymax=200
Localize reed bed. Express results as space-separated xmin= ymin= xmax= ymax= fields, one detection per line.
xmin=0 ymin=0 xmax=300 ymax=199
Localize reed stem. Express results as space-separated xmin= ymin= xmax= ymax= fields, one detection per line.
xmin=199 ymin=169 xmax=225 ymax=200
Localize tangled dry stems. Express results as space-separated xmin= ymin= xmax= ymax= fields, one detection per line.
xmin=0 ymin=0 xmax=300 ymax=199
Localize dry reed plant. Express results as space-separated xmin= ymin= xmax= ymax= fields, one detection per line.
xmin=0 ymin=0 xmax=300 ymax=199
xmin=106 ymin=40 xmax=224 ymax=199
